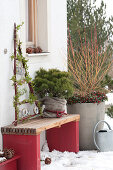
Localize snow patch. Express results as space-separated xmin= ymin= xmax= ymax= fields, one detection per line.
xmin=41 ymin=150 xmax=113 ymax=170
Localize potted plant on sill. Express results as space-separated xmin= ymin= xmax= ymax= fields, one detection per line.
xmin=67 ymin=28 xmax=113 ymax=150
xmin=33 ymin=68 xmax=74 ymax=118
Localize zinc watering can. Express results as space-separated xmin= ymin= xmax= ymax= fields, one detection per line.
xmin=93 ymin=120 xmax=113 ymax=152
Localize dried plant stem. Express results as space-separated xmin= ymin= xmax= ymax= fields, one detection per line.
xmin=68 ymin=28 xmax=113 ymax=96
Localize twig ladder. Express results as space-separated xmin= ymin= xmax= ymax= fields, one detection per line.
xmin=13 ymin=23 xmax=41 ymax=126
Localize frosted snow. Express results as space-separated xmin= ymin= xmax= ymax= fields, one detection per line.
xmin=0 ymin=157 xmax=6 ymax=163
xmin=41 ymin=150 xmax=113 ymax=170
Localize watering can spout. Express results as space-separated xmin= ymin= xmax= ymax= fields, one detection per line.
xmin=93 ymin=120 xmax=113 ymax=152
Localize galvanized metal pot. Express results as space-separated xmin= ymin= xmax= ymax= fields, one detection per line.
xmin=67 ymin=102 xmax=105 ymax=150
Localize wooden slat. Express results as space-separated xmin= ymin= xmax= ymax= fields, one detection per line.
xmin=33 ymin=0 xmax=38 ymax=47
xmin=28 ymin=0 xmax=33 ymax=42
xmin=1 ymin=114 xmax=80 ymax=135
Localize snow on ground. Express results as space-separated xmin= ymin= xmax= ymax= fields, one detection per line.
xmin=41 ymin=93 xmax=113 ymax=170
xmin=41 ymin=150 xmax=113 ymax=170
xmin=41 ymin=114 xmax=113 ymax=170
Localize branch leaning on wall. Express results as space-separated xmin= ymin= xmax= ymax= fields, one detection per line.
xmin=11 ymin=23 xmax=42 ymax=126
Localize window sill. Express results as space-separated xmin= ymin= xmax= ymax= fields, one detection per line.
xmin=26 ymin=52 xmax=50 ymax=57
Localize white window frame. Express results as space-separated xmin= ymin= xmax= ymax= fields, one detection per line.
xmin=20 ymin=0 xmax=50 ymax=54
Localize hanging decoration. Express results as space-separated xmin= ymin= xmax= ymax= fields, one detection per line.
xmin=11 ymin=23 xmax=42 ymax=126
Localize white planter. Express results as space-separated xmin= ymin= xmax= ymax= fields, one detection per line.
xmin=67 ymin=102 xmax=105 ymax=150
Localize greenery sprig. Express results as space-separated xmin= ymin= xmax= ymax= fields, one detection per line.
xmin=33 ymin=68 xmax=74 ymax=99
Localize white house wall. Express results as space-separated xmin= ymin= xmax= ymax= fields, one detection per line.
xmin=0 ymin=0 xmax=20 ymax=149
xmin=0 ymin=0 xmax=67 ymax=149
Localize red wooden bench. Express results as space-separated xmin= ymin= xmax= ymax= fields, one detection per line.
xmin=1 ymin=114 xmax=80 ymax=170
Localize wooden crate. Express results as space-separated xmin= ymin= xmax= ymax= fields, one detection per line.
xmin=0 ymin=156 xmax=20 ymax=170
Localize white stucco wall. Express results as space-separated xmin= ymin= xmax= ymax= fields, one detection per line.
xmin=0 ymin=0 xmax=67 ymax=149
xmin=0 ymin=0 xmax=20 ymax=149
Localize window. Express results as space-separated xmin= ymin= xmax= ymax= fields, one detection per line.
xmin=25 ymin=0 xmax=50 ymax=53
xmin=26 ymin=0 xmax=38 ymax=47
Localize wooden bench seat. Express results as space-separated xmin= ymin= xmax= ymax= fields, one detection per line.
xmin=1 ymin=114 xmax=80 ymax=135
xmin=1 ymin=114 xmax=80 ymax=170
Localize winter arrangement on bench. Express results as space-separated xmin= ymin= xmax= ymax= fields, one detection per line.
xmin=11 ymin=23 xmax=74 ymax=125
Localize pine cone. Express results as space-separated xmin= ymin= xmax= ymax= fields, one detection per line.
xmin=26 ymin=47 xmax=33 ymax=54
xmin=34 ymin=47 xmax=42 ymax=53
xmin=45 ymin=157 xmax=51 ymax=165
xmin=32 ymin=48 xmax=35 ymax=53
xmin=4 ymin=148 xmax=15 ymax=159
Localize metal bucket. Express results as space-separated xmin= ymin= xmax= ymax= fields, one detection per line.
xmin=93 ymin=120 xmax=113 ymax=152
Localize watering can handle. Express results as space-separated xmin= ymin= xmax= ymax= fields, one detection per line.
xmin=93 ymin=120 xmax=112 ymax=151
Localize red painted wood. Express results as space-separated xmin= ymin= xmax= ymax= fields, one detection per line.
xmin=47 ymin=121 xmax=79 ymax=153
xmin=14 ymin=23 xmax=17 ymax=126
xmin=3 ymin=134 xmax=40 ymax=170
xmin=0 ymin=156 xmax=20 ymax=170
xmin=75 ymin=121 xmax=79 ymax=153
